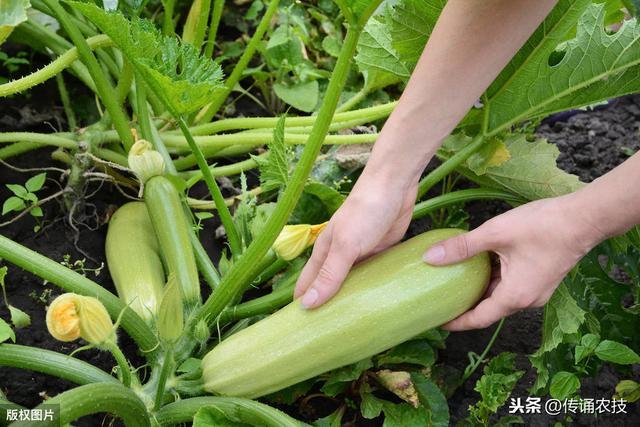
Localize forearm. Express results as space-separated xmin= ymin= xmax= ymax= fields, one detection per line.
xmin=569 ymin=152 xmax=640 ymax=244
xmin=365 ymin=0 xmax=559 ymax=185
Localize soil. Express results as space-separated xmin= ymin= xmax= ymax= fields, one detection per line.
xmin=1 ymin=76 xmax=640 ymax=427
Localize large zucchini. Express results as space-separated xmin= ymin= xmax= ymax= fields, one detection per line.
xmin=202 ymin=228 xmax=490 ymax=398
xmin=105 ymin=202 xmax=165 ymax=323
xmin=144 ymin=176 xmax=201 ymax=308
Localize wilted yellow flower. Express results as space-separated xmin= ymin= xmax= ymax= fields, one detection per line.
xmin=46 ymin=293 xmax=115 ymax=345
xmin=128 ymin=139 xmax=165 ymax=184
xmin=272 ymin=222 xmax=328 ymax=260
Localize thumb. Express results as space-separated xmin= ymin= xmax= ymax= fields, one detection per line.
xmin=423 ymin=227 xmax=493 ymax=265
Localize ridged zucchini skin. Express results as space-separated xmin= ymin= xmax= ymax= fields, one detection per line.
xmin=144 ymin=176 xmax=201 ymax=307
xmin=105 ymin=202 xmax=165 ymax=323
xmin=202 ymin=228 xmax=490 ymax=398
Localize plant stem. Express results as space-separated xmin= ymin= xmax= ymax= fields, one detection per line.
xmin=182 ymin=0 xmax=211 ymax=50
xmin=0 ymin=142 xmax=43 ymax=160
xmin=154 ymin=397 xmax=308 ymax=427
xmin=116 ymin=59 xmax=135 ymax=106
xmin=105 ymin=342 xmax=132 ymax=387
xmin=0 ymin=132 xmax=78 ymax=149
xmin=55 ymin=72 xmax=77 ymax=129
xmin=28 ymin=383 xmax=150 ymax=427
xmin=0 ymin=235 xmax=158 ymax=357
xmin=204 ymin=0 xmax=225 ymax=58
xmin=219 ymin=272 xmax=296 ymax=323
xmin=43 ymin=0 xmax=133 ymax=150
xmin=191 ymin=26 xmax=361 ymax=329
xmin=162 ymin=0 xmax=176 ymax=35
xmin=196 ymin=0 xmax=280 ymax=123
xmin=187 ymin=101 xmax=396 ymax=136
xmin=417 ymin=135 xmax=485 ymax=199
xmin=462 ymin=318 xmax=505 ymax=381
xmin=154 ymin=349 xmax=174 ymax=410
xmin=163 ymin=132 xmax=378 ymax=152
xmin=191 ymin=231 xmax=221 ymax=290
xmin=177 ymin=117 xmax=242 ymax=257
xmin=0 ymin=344 xmax=119 ymax=385
xmin=179 ymin=154 xmax=262 ymax=180
xmin=336 ymin=86 xmax=369 ymax=113
xmin=412 ymin=188 xmax=525 ymax=220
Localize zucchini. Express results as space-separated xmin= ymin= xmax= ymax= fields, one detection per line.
xmin=105 ymin=202 xmax=165 ymax=323
xmin=144 ymin=176 xmax=201 ymax=308
xmin=202 ymin=228 xmax=490 ymax=398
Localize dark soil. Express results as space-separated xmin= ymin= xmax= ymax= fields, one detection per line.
xmin=1 ymin=86 xmax=640 ymax=427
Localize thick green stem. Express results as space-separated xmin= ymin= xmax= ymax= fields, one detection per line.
xmin=154 ymin=349 xmax=174 ymax=410
xmin=162 ymin=0 xmax=176 ymax=35
xmin=177 ymin=116 xmax=242 ymax=258
xmin=220 ymin=272 xmax=296 ymax=323
xmin=0 ymin=132 xmax=77 ymax=149
xmin=0 ymin=236 xmax=158 ymax=357
xmin=56 ymin=72 xmax=77 ymax=129
xmin=116 ymin=59 xmax=135 ymax=106
xmin=191 ymin=231 xmax=221 ymax=290
xmin=192 ymin=26 xmax=361 ymax=329
xmin=154 ymin=397 xmax=308 ymax=427
xmin=188 ymin=101 xmax=395 ymax=136
xmin=43 ymin=0 xmax=133 ymax=150
xmin=179 ymin=155 xmax=261 ymax=181
xmin=14 ymin=383 xmax=150 ymax=427
xmin=0 ymin=142 xmax=43 ymax=160
xmin=417 ymin=135 xmax=485 ymax=198
xmin=0 ymin=344 xmax=119 ymax=385
xmin=105 ymin=341 xmax=132 ymax=387
xmin=412 ymin=188 xmax=525 ymax=220
xmin=204 ymin=0 xmax=225 ymax=58
xmin=163 ymin=132 xmax=378 ymax=153
xmin=196 ymin=0 xmax=280 ymax=123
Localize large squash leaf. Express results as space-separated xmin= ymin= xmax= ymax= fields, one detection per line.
xmin=0 ymin=0 xmax=30 ymax=45
xmin=355 ymin=0 xmax=445 ymax=82
xmin=487 ymin=2 xmax=640 ymax=132
xmin=440 ymin=133 xmax=583 ymax=200
xmin=70 ymin=2 xmax=223 ymax=115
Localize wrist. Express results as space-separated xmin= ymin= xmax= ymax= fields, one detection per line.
xmin=560 ymin=189 xmax=611 ymax=251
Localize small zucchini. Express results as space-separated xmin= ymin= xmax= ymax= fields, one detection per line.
xmin=144 ymin=176 xmax=201 ymax=308
xmin=202 ymin=228 xmax=490 ymax=398
xmin=105 ymin=202 xmax=165 ymax=323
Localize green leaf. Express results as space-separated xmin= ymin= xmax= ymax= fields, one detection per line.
xmin=614 ymin=379 xmax=640 ymax=402
xmin=2 ymin=196 xmax=25 ymax=215
xmin=377 ymin=339 xmax=436 ymax=368
xmin=193 ymin=406 xmax=250 ymax=427
xmin=334 ymin=0 xmax=384 ymax=27
xmin=25 ymin=172 xmax=46 ymax=192
xmin=380 ymin=401 xmax=430 ymax=427
xmin=0 ymin=0 xmax=31 ymax=45
xmin=487 ymin=2 xmax=640 ymax=132
xmin=177 ymin=357 xmax=202 ymax=375
xmin=574 ymin=333 xmax=600 ymax=364
xmin=0 ymin=318 xmax=15 ymax=343
xmin=6 ymin=184 xmax=27 ymax=198
xmin=303 ymin=182 xmax=345 ymax=215
xmin=549 ymin=371 xmax=581 ymax=400
xmin=321 ymin=358 xmax=372 ymax=397
xmin=360 ymin=386 xmax=384 ymax=419
xmin=313 ymin=407 xmax=344 ymax=427
xmin=253 ymin=115 xmax=291 ymax=192
xmin=594 ymin=340 xmax=640 ymax=365
xmin=70 ymin=2 xmax=223 ymax=115
xmin=8 ymin=305 xmax=30 ymax=329
xmin=445 ymin=133 xmax=583 ymax=200
xmin=273 ymin=80 xmax=319 ymax=112
xmin=263 ymin=378 xmax=315 ymax=405
xmin=529 ymin=283 xmax=585 ymax=392
xmin=412 ymin=373 xmax=449 ymax=427
xmin=356 ymin=16 xmax=411 ymax=81
xmin=30 ymin=206 xmax=43 ymax=218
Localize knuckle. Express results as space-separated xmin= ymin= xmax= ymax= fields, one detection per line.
xmin=452 ymin=236 xmax=470 ymax=259
xmin=315 ymin=265 xmax=340 ymax=288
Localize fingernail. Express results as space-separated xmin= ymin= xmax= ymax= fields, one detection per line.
xmin=301 ymin=288 xmax=319 ymax=309
xmin=423 ymin=245 xmax=445 ymax=263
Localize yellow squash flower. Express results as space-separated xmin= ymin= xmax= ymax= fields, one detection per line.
xmin=272 ymin=222 xmax=328 ymax=260
xmin=46 ymin=293 xmax=115 ymax=345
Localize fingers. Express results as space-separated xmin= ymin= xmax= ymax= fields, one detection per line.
xmin=441 ymin=293 xmax=513 ymax=331
xmin=294 ymin=231 xmax=360 ymax=309
xmin=294 ymin=229 xmax=332 ymax=299
xmin=423 ymin=226 xmax=496 ymax=266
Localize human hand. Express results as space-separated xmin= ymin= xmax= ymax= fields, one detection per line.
xmin=423 ymin=194 xmax=606 ymax=331
xmin=294 ymin=172 xmax=419 ymax=309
